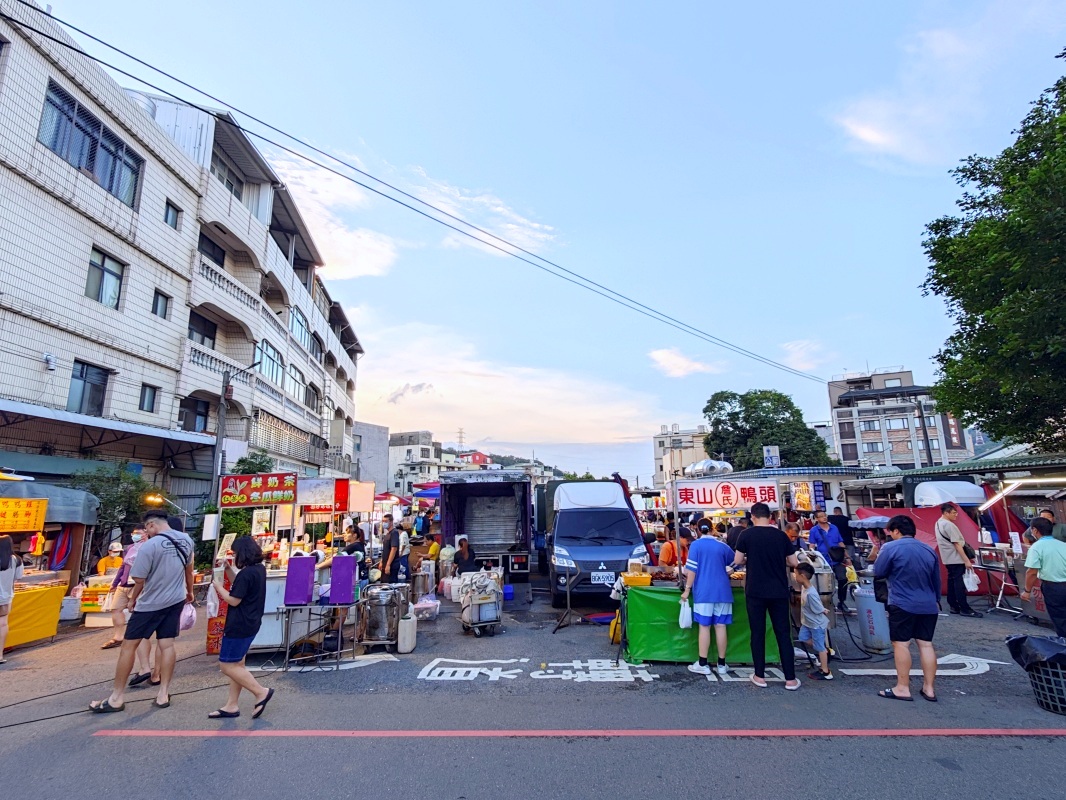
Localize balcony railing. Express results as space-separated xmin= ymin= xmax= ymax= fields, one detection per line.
xmin=260 ymin=304 xmax=288 ymax=339
xmin=186 ymin=341 xmax=252 ymax=384
xmin=198 ymin=260 xmax=259 ymax=311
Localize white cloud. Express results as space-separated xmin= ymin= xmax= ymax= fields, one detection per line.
xmin=780 ymin=340 xmax=833 ymax=373
xmin=648 ymin=347 xmax=725 ymax=378
xmin=355 ymin=312 xmax=664 ymax=446
xmin=833 ymin=0 xmax=1065 ymax=166
xmin=271 ymin=153 xmax=400 ymax=279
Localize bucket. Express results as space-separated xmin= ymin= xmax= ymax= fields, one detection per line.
xmin=503 ymin=584 xmax=514 ymax=601
xmin=1028 ymin=662 xmax=1066 ymax=715
xmin=397 ymin=614 xmax=417 ymax=654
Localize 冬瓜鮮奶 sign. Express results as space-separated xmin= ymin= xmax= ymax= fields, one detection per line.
xmin=219 ymin=473 xmax=297 ymax=508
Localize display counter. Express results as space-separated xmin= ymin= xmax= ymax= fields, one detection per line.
xmin=623 ymin=584 xmax=782 ymax=666
xmin=8 ymin=584 xmax=66 ymax=648
xmin=251 ymin=568 xmax=329 ymax=651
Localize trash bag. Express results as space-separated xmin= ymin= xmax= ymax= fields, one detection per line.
xmin=205 ymin=584 xmax=220 ymax=618
xmin=179 ymin=602 xmax=197 ymax=632
xmin=963 ymin=569 xmax=980 ymax=593
xmin=678 ymin=599 xmax=692 ymax=629
xmin=1006 ymin=634 xmax=1066 ymax=670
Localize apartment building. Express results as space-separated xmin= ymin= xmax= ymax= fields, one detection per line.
xmin=352 ymin=421 xmax=389 ymax=492
xmin=651 ymin=424 xmax=710 ymax=489
xmin=829 ymin=368 xmax=973 ymax=470
xmin=0 ymin=5 xmax=362 ymax=514
xmin=388 ymin=431 xmax=444 ymax=495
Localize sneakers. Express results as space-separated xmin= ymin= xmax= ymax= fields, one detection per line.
xmin=808 ymin=670 xmax=834 ymax=681
xmin=716 ymin=663 xmax=729 ymax=676
xmin=687 ymin=661 xmax=712 ymax=675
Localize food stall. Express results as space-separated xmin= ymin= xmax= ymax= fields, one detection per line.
xmin=621 ymin=478 xmax=784 ymax=666
xmin=0 ymin=478 xmax=100 ymax=647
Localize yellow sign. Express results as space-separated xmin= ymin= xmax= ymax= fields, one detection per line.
xmin=790 ymin=482 xmax=814 ymax=513
xmin=0 ymin=498 xmax=48 ymax=532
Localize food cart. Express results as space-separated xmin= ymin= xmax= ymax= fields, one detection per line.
xmin=620 ymin=477 xmax=786 ymax=666
xmin=0 ymin=479 xmax=99 ymax=647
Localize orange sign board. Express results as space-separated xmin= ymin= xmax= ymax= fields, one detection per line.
xmin=0 ymin=498 xmax=47 ymax=532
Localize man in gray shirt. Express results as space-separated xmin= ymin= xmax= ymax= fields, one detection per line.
xmin=91 ymin=510 xmax=195 ymax=713
xmin=934 ymin=503 xmax=981 ymax=618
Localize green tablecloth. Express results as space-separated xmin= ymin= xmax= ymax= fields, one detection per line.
xmin=623 ymin=585 xmax=783 ymax=665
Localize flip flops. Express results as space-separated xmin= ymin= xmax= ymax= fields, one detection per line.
xmin=878 ymin=688 xmax=914 ymax=701
xmin=152 ymin=697 xmax=171 ymax=709
xmin=89 ymin=699 xmax=125 ymax=713
xmin=208 ymin=709 xmax=240 ymax=719
xmin=252 ymin=688 xmax=275 ymax=719
xmin=100 ymin=640 xmax=123 ymax=650
xmin=128 ymin=672 xmax=152 ymax=687
xmin=920 ymin=690 xmax=938 ymax=702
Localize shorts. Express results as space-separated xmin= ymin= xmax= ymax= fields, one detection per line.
xmin=111 ymin=585 xmax=134 ymax=613
xmin=693 ymin=602 xmax=733 ymax=626
xmin=798 ymin=625 xmax=827 ymax=653
xmin=125 ymin=600 xmax=184 ymax=641
xmin=218 ymin=634 xmax=256 ymax=663
xmin=887 ymin=605 xmax=938 ymax=643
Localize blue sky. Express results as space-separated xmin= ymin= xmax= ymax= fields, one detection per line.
xmin=52 ymin=0 xmax=1066 ymax=480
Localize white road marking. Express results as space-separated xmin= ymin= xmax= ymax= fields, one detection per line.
xmin=839 ymin=653 xmax=1007 ymax=677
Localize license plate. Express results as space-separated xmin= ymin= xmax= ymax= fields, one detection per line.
xmin=590 ymin=571 xmax=615 ymax=585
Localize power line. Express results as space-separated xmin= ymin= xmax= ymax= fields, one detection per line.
xmin=3 ymin=4 xmax=828 ymax=384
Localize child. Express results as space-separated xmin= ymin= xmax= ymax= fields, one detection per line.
xmin=795 ymin=562 xmax=833 ymax=680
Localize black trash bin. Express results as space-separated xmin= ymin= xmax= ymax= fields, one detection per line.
xmin=1006 ymin=634 xmax=1066 ymax=716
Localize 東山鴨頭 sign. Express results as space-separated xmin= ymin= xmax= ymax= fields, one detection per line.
xmin=219 ymin=472 xmax=297 ymax=508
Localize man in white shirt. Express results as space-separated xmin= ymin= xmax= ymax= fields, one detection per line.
xmin=934 ymin=503 xmax=982 ymax=618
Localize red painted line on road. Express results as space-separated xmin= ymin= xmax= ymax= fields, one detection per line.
xmin=93 ymin=727 xmax=1066 ymax=739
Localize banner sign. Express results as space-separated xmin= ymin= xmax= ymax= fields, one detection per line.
xmin=219 ymin=473 xmax=297 ymax=508
xmin=674 ymin=480 xmax=780 ymax=511
xmin=0 ymin=498 xmax=47 ymax=532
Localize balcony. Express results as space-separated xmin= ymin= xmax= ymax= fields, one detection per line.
xmin=198 ymin=260 xmax=260 ymax=313
xmin=178 ymin=340 xmax=255 ymax=416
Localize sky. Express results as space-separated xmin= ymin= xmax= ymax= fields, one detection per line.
xmin=43 ymin=0 xmax=1066 ymax=481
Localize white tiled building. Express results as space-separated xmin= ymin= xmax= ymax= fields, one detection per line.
xmin=0 ymin=4 xmax=362 ymax=515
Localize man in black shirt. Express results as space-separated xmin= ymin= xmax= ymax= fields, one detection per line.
xmin=827 ymin=506 xmax=860 ymax=568
xmin=379 ymin=515 xmax=402 ymax=583
xmin=733 ymin=502 xmax=800 ymax=690
xmin=726 ymin=518 xmax=749 ymax=550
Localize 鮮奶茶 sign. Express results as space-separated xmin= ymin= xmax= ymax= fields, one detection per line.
xmin=219 ymin=473 xmax=297 ymax=508
xmin=674 ymin=479 xmax=779 ymax=512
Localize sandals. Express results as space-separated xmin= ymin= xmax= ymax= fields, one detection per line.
xmin=920 ymin=690 xmax=938 ymax=702
xmin=128 ymin=672 xmax=152 ymax=687
xmin=152 ymin=697 xmax=171 ymax=709
xmin=89 ymin=699 xmax=125 ymax=713
xmin=878 ymin=688 xmax=914 ymax=701
xmin=252 ymin=688 xmax=275 ymax=719
xmin=100 ymin=640 xmax=123 ymax=650
xmin=208 ymin=709 xmax=240 ymax=719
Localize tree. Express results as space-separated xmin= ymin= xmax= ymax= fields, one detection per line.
xmin=231 ymin=450 xmax=275 ymax=475
xmin=65 ymin=461 xmax=159 ymax=558
xmin=923 ymin=52 xmax=1066 ymax=450
xmin=701 ymin=390 xmax=838 ymax=472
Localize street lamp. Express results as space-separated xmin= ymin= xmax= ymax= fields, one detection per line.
xmin=211 ymin=360 xmax=261 ymax=508
xmin=145 ymin=493 xmax=190 ymax=530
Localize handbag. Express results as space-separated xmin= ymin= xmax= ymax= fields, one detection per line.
xmin=873 ymin=576 xmax=890 ymax=605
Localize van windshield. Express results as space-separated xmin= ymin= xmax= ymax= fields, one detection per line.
xmin=554 ymin=509 xmax=642 ymax=547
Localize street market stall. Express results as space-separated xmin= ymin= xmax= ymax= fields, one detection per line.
xmin=0 ymin=479 xmax=99 ymax=647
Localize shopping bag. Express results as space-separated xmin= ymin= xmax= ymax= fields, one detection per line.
xmin=678 ymin=599 xmax=693 ymax=629
xmin=205 ymin=584 xmax=220 ymax=618
xmin=100 ymin=590 xmax=117 ymax=612
xmin=963 ymin=569 xmax=980 ymax=593
xmin=179 ymin=602 xmax=198 ymax=632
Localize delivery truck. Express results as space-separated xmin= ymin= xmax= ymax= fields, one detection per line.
xmin=439 ymin=471 xmax=532 ymax=582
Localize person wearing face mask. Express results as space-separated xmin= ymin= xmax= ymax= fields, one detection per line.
xmin=100 ymin=529 xmax=148 ymax=650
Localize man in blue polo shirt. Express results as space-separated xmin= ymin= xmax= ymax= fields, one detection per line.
xmin=874 ymin=514 xmax=941 ymax=702
xmin=681 ymin=532 xmax=736 ymax=677
xmin=809 ymin=510 xmax=849 ymax=614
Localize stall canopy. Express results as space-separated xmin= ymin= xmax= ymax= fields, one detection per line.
xmin=913 ymin=481 xmax=988 ymax=507
xmin=0 ymin=482 xmax=98 ymax=524
xmin=413 ymin=487 xmax=440 ymax=499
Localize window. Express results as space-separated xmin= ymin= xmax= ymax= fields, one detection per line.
xmin=289 ymin=307 xmax=315 ymax=353
xmin=187 ymin=311 xmax=217 ymax=349
xmin=85 ymin=248 xmax=124 ymax=308
xmin=152 ymin=290 xmax=170 ymax=319
xmin=67 ymin=360 xmax=108 ymax=416
xmin=164 ymin=201 xmax=181 ymax=229
xmin=284 ymin=363 xmax=306 ymax=401
xmin=354 ymin=435 xmax=362 ymax=453
xmin=309 ymin=334 xmax=323 ymax=362
xmin=883 ymin=378 xmax=902 ymax=388
xmin=304 ymin=384 xmax=320 ymax=412
xmin=841 ymin=443 xmax=859 ymax=461
xmin=38 ymin=81 xmax=142 ymax=206
xmin=421 ymin=448 xmax=431 ymax=459
xmin=198 ymin=232 xmax=226 ymax=267
xmin=886 ymin=418 xmax=909 ymax=430
xmin=406 ymin=448 xmax=412 ymax=459
xmin=210 ymin=148 xmax=244 ymax=200
xmin=860 ymin=419 xmax=880 ymax=432
xmin=838 ymin=421 xmax=855 ymax=439
xmin=139 ymin=384 xmax=158 ymax=413
xmin=862 ymin=442 xmax=884 ymax=453
xmin=255 ymin=339 xmax=285 ymax=385
xmin=913 ymin=438 xmax=942 ymax=451
xmin=923 ymin=416 xmax=937 ymax=428
xmin=179 ymin=397 xmax=211 ymax=432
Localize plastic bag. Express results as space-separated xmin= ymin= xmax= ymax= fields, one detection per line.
xmin=678 ymin=599 xmax=693 ymax=629
xmin=100 ymin=590 xmax=117 ymax=612
xmin=205 ymin=584 xmax=220 ymax=617
xmin=179 ymin=601 xmax=198 ymax=632
xmin=963 ymin=568 xmax=979 ymax=593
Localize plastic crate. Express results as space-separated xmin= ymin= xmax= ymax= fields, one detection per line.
xmin=1028 ymin=662 xmax=1066 ymax=716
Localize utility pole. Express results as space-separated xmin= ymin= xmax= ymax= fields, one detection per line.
xmin=916 ymin=400 xmax=934 ymax=468
xmin=457 ymin=427 xmax=466 ymax=451
xmin=210 ymin=370 xmax=231 ymax=509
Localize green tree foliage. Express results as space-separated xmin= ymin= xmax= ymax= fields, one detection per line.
xmin=217 ymin=450 xmax=276 ymax=541
xmin=65 ymin=461 xmax=159 ymax=557
xmin=560 ymin=471 xmax=599 ymax=481
xmin=923 ymin=54 xmax=1066 ymax=450
xmin=702 ymin=390 xmax=838 ymax=472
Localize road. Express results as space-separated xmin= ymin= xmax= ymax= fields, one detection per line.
xmin=1 ymin=585 xmax=1063 ymax=800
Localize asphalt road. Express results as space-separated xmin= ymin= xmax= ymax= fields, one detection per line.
xmin=2 ymin=586 xmax=1064 ymax=800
